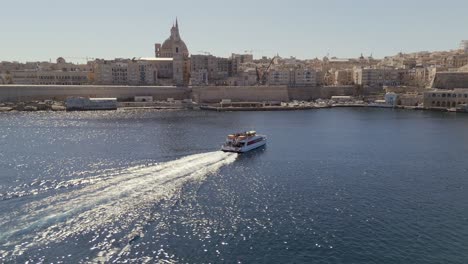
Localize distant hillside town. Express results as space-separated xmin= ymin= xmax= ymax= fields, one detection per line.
xmin=2 ymin=20 xmax=468 ymax=113
xmin=1 ymin=19 xmax=467 ymax=90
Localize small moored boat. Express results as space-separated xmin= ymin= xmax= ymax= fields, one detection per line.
xmin=221 ymin=131 xmax=267 ymax=153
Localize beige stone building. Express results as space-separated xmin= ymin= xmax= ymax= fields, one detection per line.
xmin=424 ymin=89 xmax=468 ymax=108
xmin=268 ymin=69 xmax=291 ymax=86
xmin=190 ymin=54 xmax=230 ymax=85
xmin=292 ymin=69 xmax=316 ymax=87
xmin=267 ymin=68 xmax=316 ymax=87
xmin=155 ymin=19 xmax=190 ymax=86
xmin=190 ymin=69 xmax=208 ymax=86
xmin=93 ymin=58 xmax=176 ymax=86
xmin=230 ymin=69 xmax=258 ymax=86
xmin=10 ymin=58 xmax=91 ymax=85
xmin=398 ymin=93 xmax=424 ymax=107
xmin=354 ymin=68 xmax=405 ymax=87
xmin=334 ymin=70 xmax=354 ymax=85
xmin=447 ymin=54 xmax=468 ymax=68
xmin=231 ymin=54 xmax=253 ymax=75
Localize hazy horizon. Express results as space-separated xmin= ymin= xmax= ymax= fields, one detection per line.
xmin=1 ymin=0 xmax=467 ymax=63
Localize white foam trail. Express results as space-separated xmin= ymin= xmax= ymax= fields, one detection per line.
xmin=0 ymin=151 xmax=237 ymax=259
xmin=0 ymin=154 xmax=212 ymax=201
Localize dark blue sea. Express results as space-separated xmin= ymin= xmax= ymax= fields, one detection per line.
xmin=1 ymin=108 xmax=468 ymax=263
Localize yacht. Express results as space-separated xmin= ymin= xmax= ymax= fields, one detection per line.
xmin=221 ymin=131 xmax=267 ymax=153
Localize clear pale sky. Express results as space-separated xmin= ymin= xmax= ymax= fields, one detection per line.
xmin=1 ymin=0 xmax=467 ymax=62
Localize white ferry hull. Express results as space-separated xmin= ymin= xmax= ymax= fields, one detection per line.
xmin=221 ymin=134 xmax=267 ymax=153
xmin=222 ymin=139 xmax=266 ymax=153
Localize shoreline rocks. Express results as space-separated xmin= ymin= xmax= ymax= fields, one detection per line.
xmin=0 ymin=107 xmax=13 ymax=112
xmin=0 ymin=100 xmax=66 ymax=112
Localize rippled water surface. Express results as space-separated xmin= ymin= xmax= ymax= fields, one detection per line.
xmin=1 ymin=109 xmax=468 ymax=263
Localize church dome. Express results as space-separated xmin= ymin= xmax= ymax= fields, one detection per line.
xmin=158 ymin=19 xmax=189 ymax=58
xmin=160 ymin=37 xmax=188 ymax=55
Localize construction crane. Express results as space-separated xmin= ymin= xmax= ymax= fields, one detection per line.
xmin=256 ymin=55 xmax=277 ymax=85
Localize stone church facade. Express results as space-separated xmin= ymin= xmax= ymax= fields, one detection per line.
xmin=155 ymin=19 xmax=190 ymax=86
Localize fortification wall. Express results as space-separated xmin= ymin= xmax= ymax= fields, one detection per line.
xmin=192 ymin=86 xmax=290 ymax=103
xmin=288 ymin=86 xmax=356 ymax=101
xmin=0 ymin=85 xmax=190 ymax=102
xmin=321 ymin=86 xmax=356 ymax=98
xmin=0 ymin=84 xmax=380 ymax=104
xmin=432 ymin=72 xmax=468 ymax=89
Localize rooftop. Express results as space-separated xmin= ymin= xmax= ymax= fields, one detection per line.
xmin=138 ymin=57 xmax=173 ymax=61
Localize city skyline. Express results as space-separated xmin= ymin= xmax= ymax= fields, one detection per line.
xmin=1 ymin=0 xmax=468 ymax=63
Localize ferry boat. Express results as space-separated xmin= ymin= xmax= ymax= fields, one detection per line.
xmin=221 ymin=131 xmax=267 ymax=153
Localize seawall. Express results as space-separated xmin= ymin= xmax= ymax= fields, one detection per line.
xmin=192 ymin=86 xmax=290 ymax=103
xmin=0 ymin=85 xmax=191 ymax=102
xmin=288 ymin=86 xmax=357 ymax=101
xmin=193 ymin=85 xmax=377 ymax=103
xmin=0 ymin=85 xmax=383 ymax=103
xmin=432 ymin=72 xmax=468 ymax=89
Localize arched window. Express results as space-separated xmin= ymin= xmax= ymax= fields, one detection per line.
xmin=176 ymin=47 xmax=179 ymax=53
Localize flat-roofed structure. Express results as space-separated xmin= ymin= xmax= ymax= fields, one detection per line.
xmin=424 ymin=89 xmax=468 ymax=108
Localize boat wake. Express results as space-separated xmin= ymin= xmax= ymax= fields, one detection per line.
xmin=0 ymin=151 xmax=237 ymax=260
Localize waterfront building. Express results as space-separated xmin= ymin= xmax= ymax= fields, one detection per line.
xmin=291 ymin=69 xmax=316 ymax=87
xmin=266 ymin=68 xmax=316 ymax=87
xmin=268 ymin=69 xmax=291 ymax=86
xmin=424 ymin=89 xmax=468 ymax=108
xmin=93 ymin=58 xmax=173 ymax=86
xmin=66 ymin=97 xmax=117 ymax=111
xmin=334 ymin=70 xmax=354 ymax=85
xmin=190 ymin=54 xmax=230 ymax=85
xmin=231 ymin=54 xmax=254 ymax=75
xmin=354 ymin=68 xmax=405 ymax=87
xmin=37 ymin=71 xmax=89 ymax=85
xmin=398 ymin=93 xmax=423 ymax=106
xmin=10 ymin=70 xmax=37 ymax=84
xmin=385 ymin=93 xmax=398 ymax=106
xmin=10 ymin=58 xmax=91 ymax=85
